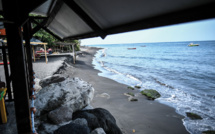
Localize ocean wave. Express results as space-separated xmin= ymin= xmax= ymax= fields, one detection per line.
xmin=153 ymin=77 xmax=175 ymax=89
xmin=125 ymin=74 xmax=142 ymax=84
xmin=94 ymin=58 xmax=142 ymax=86
xmin=93 ymin=43 xmax=215 ymax=134
xmin=100 ymin=49 xmax=107 ymax=57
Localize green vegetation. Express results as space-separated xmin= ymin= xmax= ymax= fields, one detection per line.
xmin=30 ymin=14 xmax=80 ymax=51
xmin=127 ymin=86 xmax=134 ymax=90
xmin=127 ymin=92 xmax=134 ymax=97
xmin=140 ymin=89 xmax=161 ymax=100
xmin=186 ymin=112 xmax=202 ymax=120
xmin=202 ymin=130 xmax=215 ymax=134
xmin=135 ymin=86 xmax=141 ymax=89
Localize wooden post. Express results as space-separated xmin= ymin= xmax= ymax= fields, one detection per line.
xmin=0 ymin=88 xmax=7 ymax=123
xmin=32 ymin=46 xmax=35 ymax=62
xmin=23 ymin=20 xmax=34 ymax=95
xmin=72 ymin=44 xmax=76 ymax=64
xmin=2 ymin=0 xmax=32 ymax=132
xmin=44 ymin=44 xmax=48 ymax=64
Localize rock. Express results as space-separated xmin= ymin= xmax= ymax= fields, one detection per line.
xmin=96 ymin=93 xmax=110 ymax=99
xmin=82 ymin=105 xmax=94 ymax=110
xmin=73 ymin=110 xmax=99 ymax=131
xmin=127 ymin=86 xmax=134 ymax=90
xmin=73 ymin=108 xmax=122 ymax=134
xmin=54 ymin=122 xmax=90 ymax=134
xmin=48 ymin=106 xmax=73 ymax=124
xmin=34 ymin=78 xmax=42 ymax=93
xmin=39 ymin=74 xmax=67 ymax=88
xmin=37 ymin=123 xmax=60 ymax=134
xmin=91 ymin=128 xmax=106 ymax=134
xmin=134 ymin=86 xmax=141 ymax=89
xmin=140 ymin=89 xmax=161 ymax=100
xmin=124 ymin=92 xmax=134 ymax=97
xmin=128 ymin=96 xmax=138 ymax=101
xmin=35 ymin=77 xmax=94 ymax=117
xmin=186 ymin=112 xmax=202 ymax=120
xmin=202 ymin=130 xmax=215 ymax=134
xmin=73 ymin=118 xmax=88 ymax=127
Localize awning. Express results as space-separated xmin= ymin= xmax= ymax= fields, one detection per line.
xmin=0 ymin=0 xmax=215 ymax=40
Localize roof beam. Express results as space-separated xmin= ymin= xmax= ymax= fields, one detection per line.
xmin=31 ymin=18 xmax=63 ymax=41
xmin=1 ymin=0 xmax=47 ymax=26
xmin=29 ymin=16 xmax=48 ymax=20
xmin=45 ymin=0 xmax=63 ymax=27
xmin=63 ymin=0 xmax=107 ymax=39
xmin=31 ymin=0 xmax=63 ymax=35
xmin=47 ymin=0 xmax=57 ymax=15
xmin=30 ymin=0 xmax=64 ymax=41
xmin=31 ymin=18 xmax=48 ymax=35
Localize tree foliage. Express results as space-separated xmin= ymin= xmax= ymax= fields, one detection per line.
xmin=30 ymin=14 xmax=81 ymax=51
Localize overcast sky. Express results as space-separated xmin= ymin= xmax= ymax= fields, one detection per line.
xmin=81 ymin=18 xmax=215 ymax=45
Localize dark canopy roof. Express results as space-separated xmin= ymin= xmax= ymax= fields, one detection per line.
xmin=1 ymin=0 xmax=215 ymax=40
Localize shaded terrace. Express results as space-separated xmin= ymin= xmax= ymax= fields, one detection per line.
xmin=0 ymin=0 xmax=215 ymax=133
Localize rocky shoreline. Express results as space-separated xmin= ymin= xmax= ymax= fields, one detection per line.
xmin=33 ymin=47 xmax=189 ymax=134
xmin=34 ymin=62 xmax=122 ymax=133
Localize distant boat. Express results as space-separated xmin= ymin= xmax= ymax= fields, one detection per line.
xmin=141 ymin=45 xmax=146 ymax=47
xmin=127 ymin=48 xmax=136 ymax=50
xmin=188 ymin=43 xmax=199 ymax=47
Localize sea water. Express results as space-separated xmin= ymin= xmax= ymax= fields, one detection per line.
xmin=88 ymin=41 xmax=215 ymax=134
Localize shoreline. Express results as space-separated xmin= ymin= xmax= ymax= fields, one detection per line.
xmin=69 ymin=47 xmax=189 ymax=134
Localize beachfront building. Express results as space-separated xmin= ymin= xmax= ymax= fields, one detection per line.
xmin=0 ymin=0 xmax=214 ymax=133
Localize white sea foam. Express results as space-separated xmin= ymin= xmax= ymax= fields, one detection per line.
xmin=101 ymin=49 xmax=106 ymax=57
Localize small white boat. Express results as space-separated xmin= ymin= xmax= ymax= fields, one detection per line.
xmin=188 ymin=43 xmax=199 ymax=47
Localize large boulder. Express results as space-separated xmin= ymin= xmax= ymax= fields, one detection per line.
xmin=140 ymin=89 xmax=161 ymax=100
xmin=91 ymin=128 xmax=106 ymax=134
xmin=73 ymin=118 xmax=88 ymax=127
xmin=34 ymin=78 xmax=42 ymax=93
xmin=39 ymin=74 xmax=67 ymax=88
xmin=48 ymin=106 xmax=73 ymax=124
xmin=54 ymin=122 xmax=90 ymax=134
xmin=35 ymin=77 xmax=94 ymax=117
xmin=73 ymin=111 xmax=99 ymax=131
xmin=186 ymin=112 xmax=202 ymax=120
xmin=73 ymin=108 xmax=122 ymax=134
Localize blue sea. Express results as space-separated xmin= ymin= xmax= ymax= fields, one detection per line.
xmin=88 ymin=41 xmax=215 ymax=134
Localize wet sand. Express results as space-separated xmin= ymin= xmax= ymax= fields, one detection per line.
xmin=67 ymin=47 xmax=189 ymax=134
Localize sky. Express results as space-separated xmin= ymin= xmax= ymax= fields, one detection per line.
xmin=81 ymin=18 xmax=215 ymax=45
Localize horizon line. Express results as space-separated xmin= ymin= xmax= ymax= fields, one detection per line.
xmin=82 ymin=39 xmax=215 ymax=46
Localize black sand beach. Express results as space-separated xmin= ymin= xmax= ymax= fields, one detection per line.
xmin=0 ymin=47 xmax=189 ymax=134
xmin=66 ymin=47 xmax=189 ymax=134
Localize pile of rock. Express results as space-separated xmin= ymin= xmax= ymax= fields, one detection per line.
xmin=34 ymin=75 xmax=122 ymax=134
